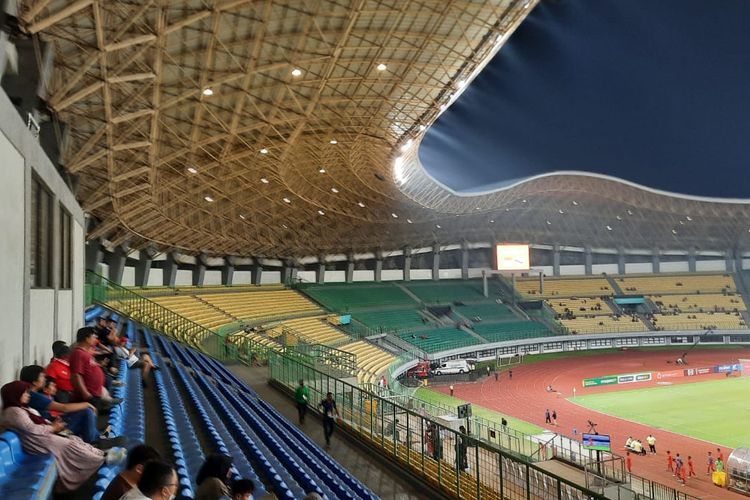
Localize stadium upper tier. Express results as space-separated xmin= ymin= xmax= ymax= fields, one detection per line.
xmin=304 ymin=284 xmax=417 ymax=311
xmin=199 ymin=290 xmax=321 ymax=321
xmin=650 ymin=294 xmax=746 ymax=312
xmin=615 ymin=274 xmax=737 ymax=294
xmin=404 ymin=281 xmax=500 ymax=303
xmin=652 ymin=312 xmax=746 ymax=331
xmin=453 ymin=302 xmax=516 ymax=322
xmin=352 ymin=308 xmax=426 ymax=332
xmin=398 ymin=328 xmax=485 ymax=353
xmin=561 ymin=316 xmax=649 ymax=335
xmin=471 ymin=321 xmax=553 ymax=343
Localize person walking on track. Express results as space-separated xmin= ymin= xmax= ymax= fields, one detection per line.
xmin=545 ymin=409 xmax=551 ymax=424
xmin=552 ymin=410 xmax=558 ymax=426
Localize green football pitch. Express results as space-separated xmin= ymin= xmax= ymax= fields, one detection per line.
xmin=570 ymin=377 xmax=750 ymax=448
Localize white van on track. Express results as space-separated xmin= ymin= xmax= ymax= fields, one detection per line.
xmin=433 ymin=359 xmax=473 ymax=376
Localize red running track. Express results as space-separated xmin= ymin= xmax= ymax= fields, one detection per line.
xmin=433 ymin=349 xmax=750 ymax=499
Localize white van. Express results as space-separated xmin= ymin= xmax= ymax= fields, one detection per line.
xmin=433 ymin=360 xmax=473 ymax=375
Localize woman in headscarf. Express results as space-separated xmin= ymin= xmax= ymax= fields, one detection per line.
xmin=195 ymin=453 xmax=233 ymax=499
xmin=1 ymin=381 xmax=126 ymax=491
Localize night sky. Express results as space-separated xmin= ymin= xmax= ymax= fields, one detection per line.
xmin=419 ymin=0 xmax=750 ymax=199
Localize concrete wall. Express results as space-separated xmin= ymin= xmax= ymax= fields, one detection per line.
xmin=0 ymin=89 xmax=85 ymax=383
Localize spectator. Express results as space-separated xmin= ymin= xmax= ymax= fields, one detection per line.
xmin=294 ymin=379 xmax=310 ymax=424
xmin=113 ymin=337 xmax=158 ymax=388
xmin=101 ymin=444 xmax=161 ymax=500
xmin=19 ymin=364 xmax=116 ymax=446
xmin=122 ymin=460 xmax=178 ymax=500
xmin=195 ymin=453 xmax=233 ymax=499
xmin=230 ymin=479 xmax=255 ymax=500
xmin=457 ymin=425 xmax=469 ymax=471
xmin=1 ymin=381 xmax=126 ymax=491
xmin=70 ymin=327 xmax=121 ymax=411
xmin=318 ymin=392 xmax=340 ymax=447
xmin=430 ymin=423 xmax=442 ymax=460
xmin=46 ymin=343 xmax=74 ymax=403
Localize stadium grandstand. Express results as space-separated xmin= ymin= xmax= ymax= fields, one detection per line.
xmin=4 ymin=0 xmax=750 ymax=499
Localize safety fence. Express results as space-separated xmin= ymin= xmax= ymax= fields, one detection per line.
xmin=269 ymin=350 xmax=607 ymax=500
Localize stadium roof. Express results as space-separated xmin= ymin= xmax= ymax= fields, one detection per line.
xmin=17 ymin=0 xmax=750 ymax=258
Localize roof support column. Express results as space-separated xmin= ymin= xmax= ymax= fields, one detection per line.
xmin=222 ymin=257 xmax=235 ymax=286
xmin=252 ymin=262 xmax=263 ymax=285
xmin=725 ymin=249 xmax=735 ymax=273
xmin=282 ymin=260 xmax=298 ymax=285
xmin=584 ymin=246 xmax=593 ymax=276
xmin=552 ymin=244 xmax=561 ymax=277
xmin=735 ymin=250 xmax=745 ymax=272
xmin=108 ymin=246 xmax=127 ymax=285
xmin=461 ymin=241 xmax=469 ymax=280
xmin=374 ymin=251 xmax=383 ymax=283
xmin=85 ymin=239 xmax=104 ymax=272
xmin=652 ymin=248 xmax=660 ymax=274
xmin=432 ymin=244 xmax=440 ymax=281
xmin=163 ymin=252 xmax=178 ymax=287
xmin=688 ymin=249 xmax=697 ymax=272
xmin=192 ymin=254 xmax=206 ymax=287
xmin=403 ymin=247 xmax=412 ymax=282
xmin=617 ymin=247 xmax=626 ymax=275
xmin=316 ymin=256 xmax=326 ymax=285
xmin=134 ymin=249 xmax=154 ymax=287
xmin=345 ymin=254 xmax=354 ymax=283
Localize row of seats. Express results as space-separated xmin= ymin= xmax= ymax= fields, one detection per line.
xmin=404 ymin=282 xmax=489 ymax=303
xmin=472 ymin=321 xmax=554 ymax=343
xmin=200 ymin=291 xmax=320 ymax=321
xmin=454 ymin=302 xmax=515 ymax=322
xmin=546 ymin=297 xmax=612 ymax=316
xmin=338 ymin=341 xmax=395 ymax=384
xmin=352 ymin=308 xmax=426 ymax=331
xmin=515 ymin=278 xmax=613 ymax=298
xmin=0 ymin=432 xmax=57 ymax=498
xmin=560 ymin=316 xmax=649 ymax=335
xmin=652 ymin=312 xmax=746 ymax=330
xmin=398 ymin=327 xmax=484 ymax=353
xmin=649 ymin=293 xmax=747 ymax=312
xmin=304 ymin=284 xmax=417 ymax=310
xmin=616 ymin=273 xmax=736 ymax=294
xmin=265 ymin=317 xmax=350 ymax=345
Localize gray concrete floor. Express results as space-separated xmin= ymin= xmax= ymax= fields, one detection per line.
xmin=227 ymin=363 xmax=432 ymax=500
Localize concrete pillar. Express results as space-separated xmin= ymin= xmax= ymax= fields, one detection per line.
xmin=316 ymin=256 xmax=326 ymax=284
xmin=163 ymin=252 xmax=178 ymax=287
xmin=403 ymin=247 xmax=412 ymax=282
xmin=134 ymin=250 xmax=153 ymax=287
xmin=432 ymin=244 xmax=440 ymax=281
xmin=539 ymin=272 xmax=544 ymax=295
xmin=482 ymin=270 xmax=488 ymax=297
xmin=584 ymin=246 xmax=593 ymax=276
xmin=651 ymin=248 xmax=660 ymax=274
xmin=374 ymin=252 xmax=383 ymax=282
xmin=108 ymin=246 xmax=127 ymax=284
xmin=552 ymin=244 xmax=561 ymax=277
xmin=735 ymin=251 xmax=744 ymax=273
xmin=282 ymin=261 xmax=298 ymax=284
xmin=222 ymin=257 xmax=235 ymax=286
xmin=345 ymin=254 xmax=354 ymax=283
xmin=85 ymin=239 xmax=104 ymax=272
xmin=460 ymin=242 xmax=470 ymax=280
xmin=725 ymin=249 xmax=735 ymax=273
xmin=192 ymin=254 xmax=206 ymax=286
xmin=252 ymin=263 xmax=263 ymax=285
xmin=688 ymin=249 xmax=697 ymax=273
xmin=617 ymin=247 xmax=626 ymax=275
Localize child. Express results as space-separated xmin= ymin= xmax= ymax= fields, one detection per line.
xmin=667 ymin=450 xmax=674 ymax=473
xmin=41 ymin=377 xmax=62 ymax=419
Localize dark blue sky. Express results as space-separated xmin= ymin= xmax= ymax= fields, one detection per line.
xmin=419 ymin=0 xmax=750 ymax=199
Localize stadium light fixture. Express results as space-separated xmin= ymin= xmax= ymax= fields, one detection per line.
xmin=186 ymin=166 xmax=198 ymax=174
xmin=393 ymin=156 xmax=405 ymax=184
xmin=435 ymin=224 xmax=441 ymax=229
xmin=616 ymin=215 xmax=622 ymax=221
xmin=260 ymin=178 xmax=269 ymax=184
xmin=546 ymin=220 xmax=551 ymax=225
xmin=331 ymin=187 xmax=339 ymax=193
xmin=282 ymin=224 xmax=288 ymax=229
xmin=318 ymin=210 xmax=325 ymax=216
xmin=239 ymin=214 xmax=246 ymax=220
xmin=686 ymin=216 xmax=693 ymax=221
xmin=572 ymin=200 xmax=579 ymax=206
xmin=400 ymin=139 xmax=413 ymax=152
xmin=558 ymin=209 xmax=565 ymax=214
xmin=391 ymin=213 xmax=398 ymax=218
xmin=627 ymin=209 xmax=633 ymax=215
xmin=672 ymin=229 xmax=678 ymax=234
xmin=606 ymin=225 xmax=612 ymax=231
xmin=357 ymin=201 xmax=365 ymax=207
xmin=204 ymin=195 xmax=214 ymax=202
xmin=406 ymin=219 xmax=413 ymax=224
xmin=329 ymin=139 xmax=338 ymax=144
xmin=291 ymin=68 xmax=302 ymax=77
xmin=489 ymin=220 xmax=495 ymax=223
xmin=457 ymin=80 xmax=466 ymax=88
xmin=377 ymin=63 xmax=387 ymax=71
xmin=319 ymin=167 xmax=326 ymax=173
xmin=283 ymin=197 xmax=291 ymax=203
xmin=259 ymin=148 xmax=268 ymax=154
xmin=419 ymin=124 xmax=426 ymax=131
xmin=202 ymin=88 xmax=214 ymax=96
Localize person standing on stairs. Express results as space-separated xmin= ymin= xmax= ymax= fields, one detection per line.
xmin=295 ymin=379 xmax=310 ymax=424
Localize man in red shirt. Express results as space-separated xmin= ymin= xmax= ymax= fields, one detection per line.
xmin=46 ymin=343 xmax=74 ymax=402
xmin=70 ymin=327 xmax=120 ymax=411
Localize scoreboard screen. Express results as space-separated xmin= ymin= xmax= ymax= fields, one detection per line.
xmin=494 ymin=244 xmax=530 ymax=272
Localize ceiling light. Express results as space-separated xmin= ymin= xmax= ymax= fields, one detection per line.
xmin=331 ymin=187 xmax=339 ymax=193
xmin=186 ymin=166 xmax=198 ymax=174
xmin=291 ymin=68 xmax=302 ymax=77
xmin=457 ymin=80 xmax=466 ymax=88
xmin=489 ymin=220 xmax=495 ymax=223
xmin=202 ymin=88 xmax=214 ymax=96
xmin=616 ymin=215 xmax=622 ymax=221
xmin=259 ymin=148 xmax=268 ymax=154
xmin=318 ymin=210 xmax=325 ymax=216
xmin=672 ymin=229 xmax=678 ymax=235
xmin=606 ymin=225 xmax=612 ymax=231
xmin=282 ymin=224 xmax=288 ymax=229
xmin=419 ymin=124 xmax=426 ymax=131
xmin=391 ymin=213 xmax=398 ymax=218
xmin=435 ymin=224 xmax=441 ymax=229
xmin=406 ymin=219 xmax=413 ymax=224
xmin=521 ymin=199 xmax=527 ymax=203
xmin=204 ymin=196 xmax=214 ymax=202
xmin=329 ymin=139 xmax=338 ymax=144
xmin=572 ymin=200 xmax=579 ymax=206
xmin=686 ymin=216 xmax=693 ymax=221
xmin=558 ymin=209 xmax=564 ymax=214
xmin=546 ymin=220 xmax=552 ymax=225
xmin=376 ymin=63 xmax=387 ymax=71
xmin=319 ymin=168 xmax=326 ymax=173
xmin=357 ymin=201 xmax=365 ymax=207
xmin=627 ymin=209 xmax=633 ymax=215
xmin=475 ymin=207 xmax=481 ymax=210
xmin=239 ymin=214 xmax=246 ymax=220
xmin=283 ymin=197 xmax=291 ymax=203
xmin=679 ymin=220 xmax=684 ymax=225
xmin=260 ymin=178 xmax=269 ymax=184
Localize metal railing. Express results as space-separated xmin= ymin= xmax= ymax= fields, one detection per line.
xmin=269 ymin=349 xmax=607 ymax=500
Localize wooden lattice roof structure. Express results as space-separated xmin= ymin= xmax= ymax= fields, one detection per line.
xmin=17 ymin=0 xmax=750 ymax=257
xmin=17 ymin=0 xmax=537 ymax=257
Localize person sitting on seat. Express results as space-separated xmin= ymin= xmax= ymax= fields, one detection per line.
xmin=114 ymin=337 xmax=159 ymax=388
xmin=1 ymin=381 xmax=126 ymax=492
xmin=46 ymin=343 xmax=74 ymax=403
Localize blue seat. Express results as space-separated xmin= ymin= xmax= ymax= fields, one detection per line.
xmin=0 ymin=432 xmax=57 ymax=499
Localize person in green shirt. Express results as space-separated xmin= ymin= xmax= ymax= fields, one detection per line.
xmin=294 ymin=379 xmax=310 ymax=424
